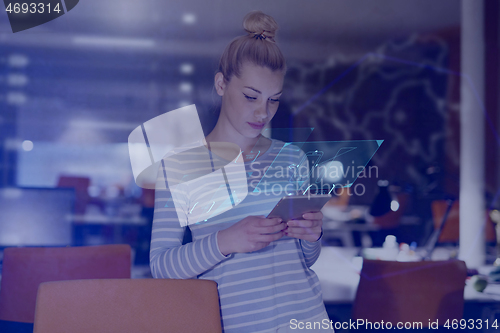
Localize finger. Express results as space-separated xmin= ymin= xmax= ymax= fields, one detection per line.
xmin=287 ymin=219 xmax=320 ymax=228
xmin=261 ymin=222 xmax=287 ymax=234
xmin=286 ymin=232 xmax=321 ymax=242
xmin=286 ymin=226 xmax=321 ymax=235
xmin=256 ymin=231 xmax=284 ymax=243
xmin=259 ymin=217 xmax=283 ymax=226
xmin=302 ymin=211 xmax=323 ymax=220
xmin=285 ymin=229 xmax=321 ymax=242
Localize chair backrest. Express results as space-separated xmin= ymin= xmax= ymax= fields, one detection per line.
xmin=0 ymin=244 xmax=131 ymax=323
xmin=56 ymin=176 xmax=90 ymax=214
xmin=33 ymin=279 xmax=222 ymax=333
xmin=352 ymin=259 xmax=467 ymax=327
xmin=431 ymin=200 xmax=496 ymax=243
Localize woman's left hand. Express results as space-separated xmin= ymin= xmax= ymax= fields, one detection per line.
xmin=284 ymin=211 xmax=323 ymax=242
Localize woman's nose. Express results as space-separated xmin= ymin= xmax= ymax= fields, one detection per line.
xmin=255 ymin=103 xmax=269 ymax=120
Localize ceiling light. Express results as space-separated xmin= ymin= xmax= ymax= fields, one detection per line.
xmin=22 ymin=140 xmax=33 ymax=152
xmin=8 ymin=54 xmax=29 ymax=68
xmin=180 ymin=63 xmax=194 ymax=75
xmin=7 ymin=92 xmax=27 ymax=105
xmin=73 ymin=36 xmax=155 ymax=48
xmin=179 ymin=82 xmax=193 ymax=93
xmin=182 ymin=13 xmax=196 ymax=24
xmin=7 ymin=74 xmax=28 ymax=87
xmin=178 ymin=101 xmax=191 ymax=108
xmin=390 ymin=200 xmax=399 ymax=212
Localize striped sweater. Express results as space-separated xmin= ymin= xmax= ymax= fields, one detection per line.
xmin=150 ymin=139 xmax=325 ymax=333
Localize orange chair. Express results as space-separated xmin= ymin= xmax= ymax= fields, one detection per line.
xmin=431 ymin=200 xmax=496 ymax=243
xmin=33 ymin=279 xmax=222 ymax=333
xmin=0 ymin=244 xmax=131 ymax=324
xmin=57 ymin=175 xmax=91 ymax=214
xmin=352 ymin=259 xmax=467 ymax=327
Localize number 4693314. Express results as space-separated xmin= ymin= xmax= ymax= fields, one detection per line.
xmin=5 ymin=3 xmax=62 ymax=14
xmin=444 ymin=318 xmax=498 ymax=330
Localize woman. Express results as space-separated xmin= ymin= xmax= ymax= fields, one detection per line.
xmin=150 ymin=11 xmax=332 ymax=333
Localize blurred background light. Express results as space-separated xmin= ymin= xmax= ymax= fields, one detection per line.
xmin=73 ymin=36 xmax=156 ymax=48
xmin=8 ymin=54 xmax=29 ymax=68
xmin=182 ymin=13 xmax=196 ymax=25
xmin=7 ymin=92 xmax=27 ymax=105
xmin=390 ymin=200 xmax=400 ymax=212
xmin=180 ymin=63 xmax=194 ymax=75
xmin=179 ymin=82 xmax=193 ymax=93
xmin=21 ymin=140 xmax=34 ymax=152
xmin=87 ymin=185 xmax=101 ymax=198
xmin=7 ymin=74 xmax=29 ymax=87
xmin=178 ymin=101 xmax=191 ymax=108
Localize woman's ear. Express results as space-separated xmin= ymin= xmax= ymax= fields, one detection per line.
xmin=214 ymin=72 xmax=226 ymax=96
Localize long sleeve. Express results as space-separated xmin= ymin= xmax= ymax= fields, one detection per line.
xmin=149 ymin=158 xmax=229 ymax=279
xmin=148 ymin=140 xmax=327 ymax=332
xmin=299 ymin=237 xmax=322 ymax=267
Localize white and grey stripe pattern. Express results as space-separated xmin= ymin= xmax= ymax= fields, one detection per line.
xmin=150 ymin=139 xmax=325 ymax=333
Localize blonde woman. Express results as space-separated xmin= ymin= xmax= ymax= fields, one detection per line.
xmin=150 ymin=11 xmax=333 ymax=333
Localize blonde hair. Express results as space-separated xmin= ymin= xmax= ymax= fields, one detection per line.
xmin=218 ymin=11 xmax=286 ymax=81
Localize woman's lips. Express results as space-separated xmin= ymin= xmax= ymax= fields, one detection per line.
xmin=248 ymin=122 xmax=265 ymax=130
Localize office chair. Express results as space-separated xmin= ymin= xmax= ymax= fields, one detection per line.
xmin=56 ymin=175 xmax=91 ymax=214
xmin=0 ymin=244 xmax=131 ymax=324
xmin=431 ymin=200 xmax=496 ymax=243
xmin=33 ymin=279 xmax=222 ymax=333
xmin=352 ymin=259 xmax=467 ymax=327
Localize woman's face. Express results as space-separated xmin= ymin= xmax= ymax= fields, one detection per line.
xmin=215 ymin=62 xmax=284 ymax=140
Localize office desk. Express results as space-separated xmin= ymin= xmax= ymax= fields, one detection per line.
xmin=72 ymin=214 xmax=151 ymax=265
xmin=321 ymin=206 xmax=423 ymax=247
xmin=311 ymin=246 xmax=500 ymax=303
xmin=311 ymin=247 xmax=361 ymax=303
xmin=321 ymin=206 xmax=377 ymax=247
xmin=311 ymin=247 xmax=500 ymax=332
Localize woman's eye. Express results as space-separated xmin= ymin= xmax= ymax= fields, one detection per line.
xmin=269 ymin=98 xmax=280 ymax=103
xmin=244 ymin=94 xmax=257 ymax=101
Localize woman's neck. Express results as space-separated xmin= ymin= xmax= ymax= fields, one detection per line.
xmin=206 ymin=122 xmax=260 ymax=154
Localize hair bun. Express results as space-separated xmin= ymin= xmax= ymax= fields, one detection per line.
xmin=243 ymin=11 xmax=278 ymax=40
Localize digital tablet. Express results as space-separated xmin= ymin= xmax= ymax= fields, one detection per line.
xmin=267 ymin=194 xmax=332 ymax=221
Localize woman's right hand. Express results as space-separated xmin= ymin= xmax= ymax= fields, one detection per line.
xmin=217 ymin=216 xmax=286 ymax=256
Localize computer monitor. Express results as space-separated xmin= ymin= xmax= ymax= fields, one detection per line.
xmin=0 ymin=187 xmax=75 ymax=247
